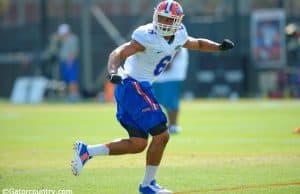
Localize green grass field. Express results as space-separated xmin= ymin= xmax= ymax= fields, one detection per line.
xmin=0 ymin=100 xmax=300 ymax=194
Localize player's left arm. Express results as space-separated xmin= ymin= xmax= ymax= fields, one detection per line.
xmin=183 ymin=36 xmax=234 ymax=52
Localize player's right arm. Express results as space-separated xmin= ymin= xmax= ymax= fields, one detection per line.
xmin=106 ymin=40 xmax=145 ymax=84
xmin=107 ymin=40 xmax=145 ymax=74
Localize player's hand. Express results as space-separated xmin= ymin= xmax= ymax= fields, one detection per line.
xmin=219 ymin=39 xmax=235 ymax=51
xmin=107 ymin=73 xmax=123 ymax=84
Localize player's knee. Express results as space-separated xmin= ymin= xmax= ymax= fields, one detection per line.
xmin=153 ymin=131 xmax=170 ymax=146
xmin=160 ymin=131 xmax=170 ymax=145
xmin=129 ymin=138 xmax=148 ymax=153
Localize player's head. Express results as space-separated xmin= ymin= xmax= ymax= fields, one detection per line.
xmin=153 ymin=0 xmax=184 ymax=36
xmin=57 ymin=23 xmax=71 ymax=37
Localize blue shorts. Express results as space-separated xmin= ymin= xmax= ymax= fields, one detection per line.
xmin=153 ymin=81 xmax=183 ymax=111
xmin=114 ymin=77 xmax=167 ymax=136
xmin=60 ymin=59 xmax=79 ymax=84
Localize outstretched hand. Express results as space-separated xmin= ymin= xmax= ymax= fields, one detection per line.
xmin=219 ymin=39 xmax=235 ymax=51
xmin=107 ymin=73 xmax=123 ymax=84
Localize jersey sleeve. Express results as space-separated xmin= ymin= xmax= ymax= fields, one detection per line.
xmin=131 ymin=25 xmax=150 ymax=47
xmin=177 ymin=24 xmax=189 ymax=45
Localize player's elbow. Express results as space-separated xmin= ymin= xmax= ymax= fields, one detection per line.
xmin=109 ymin=49 xmax=120 ymax=61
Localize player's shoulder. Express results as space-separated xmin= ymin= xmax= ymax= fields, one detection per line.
xmin=176 ymin=24 xmax=188 ymax=35
xmin=132 ymin=23 xmax=158 ymax=46
xmin=174 ymin=24 xmax=188 ymax=44
xmin=133 ymin=23 xmax=156 ymax=36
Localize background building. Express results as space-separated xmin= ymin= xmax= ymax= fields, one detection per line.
xmin=0 ymin=0 xmax=300 ymax=99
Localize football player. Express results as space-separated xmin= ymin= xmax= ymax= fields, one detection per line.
xmin=72 ymin=1 xmax=234 ymax=193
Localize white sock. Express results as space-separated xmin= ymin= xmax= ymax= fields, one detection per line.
xmin=142 ymin=165 xmax=158 ymax=186
xmin=87 ymin=144 xmax=109 ymax=156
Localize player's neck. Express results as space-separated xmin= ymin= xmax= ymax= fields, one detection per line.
xmin=163 ymin=35 xmax=172 ymax=40
xmin=164 ymin=35 xmax=174 ymax=44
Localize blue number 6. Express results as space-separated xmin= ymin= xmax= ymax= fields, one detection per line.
xmin=153 ymin=55 xmax=172 ymax=76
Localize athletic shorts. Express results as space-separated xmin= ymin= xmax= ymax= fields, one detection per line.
xmin=114 ymin=77 xmax=167 ymax=137
xmin=152 ymin=81 xmax=183 ymax=111
xmin=60 ymin=59 xmax=79 ymax=84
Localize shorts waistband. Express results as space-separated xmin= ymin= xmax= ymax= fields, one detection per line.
xmin=123 ymin=76 xmax=151 ymax=87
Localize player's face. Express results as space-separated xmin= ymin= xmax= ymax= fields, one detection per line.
xmin=157 ymin=15 xmax=174 ymax=25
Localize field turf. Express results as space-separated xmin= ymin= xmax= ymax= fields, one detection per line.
xmin=0 ymin=100 xmax=300 ymax=194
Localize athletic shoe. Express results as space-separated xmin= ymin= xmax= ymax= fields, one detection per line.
xmin=71 ymin=141 xmax=92 ymax=176
xmin=169 ymin=125 xmax=180 ymax=134
xmin=139 ymin=180 xmax=172 ymax=194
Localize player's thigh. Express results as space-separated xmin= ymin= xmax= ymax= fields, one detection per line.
xmin=120 ymin=81 xmax=167 ymax=132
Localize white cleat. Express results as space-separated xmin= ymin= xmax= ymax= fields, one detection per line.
xmin=71 ymin=141 xmax=91 ymax=176
xmin=139 ymin=180 xmax=172 ymax=194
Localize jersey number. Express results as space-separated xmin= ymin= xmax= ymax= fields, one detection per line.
xmin=153 ymin=55 xmax=172 ymax=76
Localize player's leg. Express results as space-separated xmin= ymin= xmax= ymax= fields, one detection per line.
xmin=107 ymin=121 xmax=149 ymax=155
xmin=146 ymin=125 xmax=169 ymax=166
xmin=67 ymin=60 xmax=80 ymax=102
xmin=84 ymin=137 xmax=147 ymax=156
xmin=71 ymin=110 xmax=150 ymax=176
xmin=167 ymin=81 xmax=183 ymax=134
xmin=108 ymin=137 xmax=147 ymax=155
xmin=120 ymin=79 xmax=172 ymax=193
xmin=139 ymin=124 xmax=172 ymax=194
xmin=168 ymin=109 xmax=181 ymax=134
xmin=71 ymin=129 xmax=148 ymax=176
xmin=125 ymin=80 xmax=172 ymax=193
xmin=167 ymin=109 xmax=177 ymax=127
xmin=71 ymin=79 xmax=150 ymax=176
xmin=153 ymin=81 xmax=182 ymax=134
xmin=71 ymin=139 xmax=147 ymax=176
xmin=143 ymin=128 xmax=169 ymax=185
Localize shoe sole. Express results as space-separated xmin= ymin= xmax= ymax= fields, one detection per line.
xmin=139 ymin=191 xmax=173 ymax=194
xmin=71 ymin=142 xmax=83 ymax=176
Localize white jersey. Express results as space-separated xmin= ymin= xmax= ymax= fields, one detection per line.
xmin=155 ymin=47 xmax=189 ymax=82
xmin=118 ymin=23 xmax=188 ymax=84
